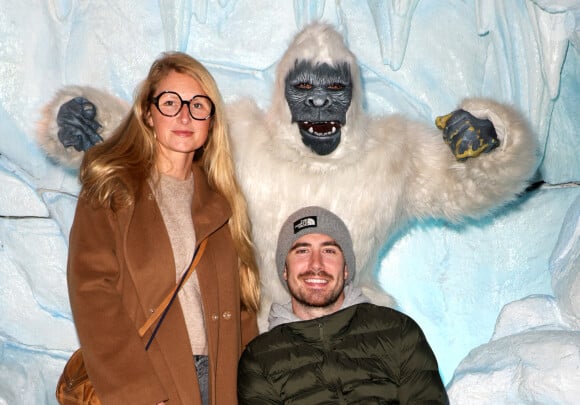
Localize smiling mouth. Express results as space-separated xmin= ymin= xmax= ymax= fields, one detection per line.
xmin=298 ymin=121 xmax=341 ymax=136
xmin=301 ymin=276 xmax=332 ymax=289
xmin=304 ymin=278 xmax=328 ymax=284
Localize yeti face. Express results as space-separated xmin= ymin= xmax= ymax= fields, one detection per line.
xmin=284 ymin=60 xmax=352 ymax=156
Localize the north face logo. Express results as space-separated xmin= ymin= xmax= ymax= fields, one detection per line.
xmin=293 ymin=216 xmax=317 ymax=233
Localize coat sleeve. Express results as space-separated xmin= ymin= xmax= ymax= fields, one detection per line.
xmin=396 ymin=316 xmax=449 ymax=404
xmin=67 ymin=197 xmax=167 ymax=404
xmin=237 ymin=345 xmax=281 ymax=404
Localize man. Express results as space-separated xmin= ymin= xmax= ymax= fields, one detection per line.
xmin=238 ymin=206 xmax=449 ymax=404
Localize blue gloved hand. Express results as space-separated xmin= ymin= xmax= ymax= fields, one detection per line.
xmin=56 ymin=96 xmax=103 ymax=151
xmin=435 ymin=109 xmax=499 ymax=161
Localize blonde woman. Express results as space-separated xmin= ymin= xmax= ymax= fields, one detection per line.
xmin=67 ymin=52 xmax=260 ymax=405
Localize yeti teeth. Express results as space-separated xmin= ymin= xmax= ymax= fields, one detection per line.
xmin=310 ymin=127 xmax=337 ymax=136
xmin=302 ymin=121 xmax=340 ymax=136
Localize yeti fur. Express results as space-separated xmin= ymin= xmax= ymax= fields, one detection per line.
xmin=36 ymin=23 xmax=538 ymax=330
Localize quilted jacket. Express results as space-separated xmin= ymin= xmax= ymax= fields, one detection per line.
xmin=238 ymin=303 xmax=448 ymax=404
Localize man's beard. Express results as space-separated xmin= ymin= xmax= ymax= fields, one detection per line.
xmin=289 ymin=270 xmax=345 ymax=309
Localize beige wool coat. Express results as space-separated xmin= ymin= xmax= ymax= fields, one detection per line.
xmin=67 ymin=163 xmax=258 ymax=405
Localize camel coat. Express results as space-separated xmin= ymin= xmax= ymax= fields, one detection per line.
xmin=67 ymin=163 xmax=258 ymax=405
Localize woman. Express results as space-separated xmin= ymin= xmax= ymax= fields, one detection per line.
xmin=67 ymin=52 xmax=260 ymax=404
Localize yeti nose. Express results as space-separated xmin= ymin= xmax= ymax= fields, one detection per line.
xmin=307 ymin=95 xmax=331 ymax=108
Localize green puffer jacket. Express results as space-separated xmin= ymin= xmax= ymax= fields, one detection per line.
xmin=238 ymin=303 xmax=448 ymax=404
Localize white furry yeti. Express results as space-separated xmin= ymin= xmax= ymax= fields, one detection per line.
xmin=38 ymin=23 xmax=538 ymax=329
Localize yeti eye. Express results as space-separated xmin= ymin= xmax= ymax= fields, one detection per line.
xmin=295 ymin=83 xmax=313 ymax=90
xmin=327 ymin=83 xmax=344 ymax=90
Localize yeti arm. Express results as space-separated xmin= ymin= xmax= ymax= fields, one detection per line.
xmin=36 ymin=85 xmax=130 ymax=169
xmin=401 ymin=98 xmax=538 ymax=222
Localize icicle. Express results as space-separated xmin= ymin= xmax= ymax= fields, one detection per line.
xmin=158 ymin=0 xmax=194 ymax=51
xmin=293 ymin=0 xmax=326 ymax=29
xmin=527 ymin=3 xmax=573 ymax=99
xmin=49 ymin=0 xmax=73 ymax=21
xmin=366 ymin=0 xmax=419 ymax=71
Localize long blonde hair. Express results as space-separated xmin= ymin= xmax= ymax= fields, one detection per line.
xmin=79 ymin=52 xmax=260 ymax=312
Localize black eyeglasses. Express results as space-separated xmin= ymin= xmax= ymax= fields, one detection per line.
xmin=150 ymin=91 xmax=215 ymax=120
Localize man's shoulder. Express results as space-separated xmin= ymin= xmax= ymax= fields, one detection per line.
xmin=349 ymin=303 xmax=420 ymax=331
xmin=351 ymin=302 xmax=406 ymax=318
xmin=245 ymin=323 xmax=295 ymax=355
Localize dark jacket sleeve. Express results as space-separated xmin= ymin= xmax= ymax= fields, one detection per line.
xmin=397 ymin=315 xmax=449 ymax=404
xmin=237 ymin=344 xmax=281 ymax=404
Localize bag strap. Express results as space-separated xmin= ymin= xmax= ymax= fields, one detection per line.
xmin=139 ymin=239 xmax=208 ymax=349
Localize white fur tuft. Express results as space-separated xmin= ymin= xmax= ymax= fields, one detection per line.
xmin=36 ymin=86 xmax=129 ymax=168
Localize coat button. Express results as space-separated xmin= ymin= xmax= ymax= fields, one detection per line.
xmin=222 ymin=311 xmax=232 ymax=320
xmin=149 ymin=308 xmax=155 ymax=313
xmin=211 ymin=314 xmax=219 ymax=321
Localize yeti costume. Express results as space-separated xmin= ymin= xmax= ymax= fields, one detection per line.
xmin=37 ymin=23 xmax=538 ymax=329
xmin=226 ymin=23 xmax=538 ymax=325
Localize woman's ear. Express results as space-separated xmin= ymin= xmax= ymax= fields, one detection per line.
xmin=145 ymin=109 xmax=154 ymax=127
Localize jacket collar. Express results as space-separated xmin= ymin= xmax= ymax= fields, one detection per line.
xmin=121 ymin=162 xmax=231 ymax=288
xmin=268 ymin=284 xmax=370 ymax=330
xmin=189 ymin=163 xmax=231 ymax=244
xmin=126 ymin=162 xmax=231 ymax=245
xmin=284 ymin=304 xmax=361 ymax=343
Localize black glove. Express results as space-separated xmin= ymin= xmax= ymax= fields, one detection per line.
xmin=56 ymin=97 xmax=103 ymax=151
xmin=435 ymin=109 xmax=499 ymax=161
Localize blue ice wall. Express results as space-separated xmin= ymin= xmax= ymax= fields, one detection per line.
xmin=0 ymin=1 xmax=579 ymax=403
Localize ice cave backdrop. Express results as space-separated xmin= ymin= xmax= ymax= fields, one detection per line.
xmin=1 ymin=1 xmax=579 ymax=404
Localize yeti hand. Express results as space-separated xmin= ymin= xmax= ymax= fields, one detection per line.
xmin=435 ymin=109 xmax=499 ymax=161
xmin=56 ymin=96 xmax=103 ymax=151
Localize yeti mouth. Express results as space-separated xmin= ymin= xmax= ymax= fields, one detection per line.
xmin=297 ymin=121 xmax=342 ymax=155
xmin=298 ymin=121 xmax=342 ymax=137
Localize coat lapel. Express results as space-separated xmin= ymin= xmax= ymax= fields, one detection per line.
xmin=124 ymin=181 xmax=176 ymax=314
xmin=190 ymin=164 xmax=231 ymax=243
xmin=119 ymin=163 xmax=231 ymax=318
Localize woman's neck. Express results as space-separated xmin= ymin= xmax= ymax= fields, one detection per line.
xmin=156 ymin=153 xmax=194 ymax=180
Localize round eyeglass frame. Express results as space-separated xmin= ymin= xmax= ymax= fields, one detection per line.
xmin=150 ymin=91 xmax=215 ymax=121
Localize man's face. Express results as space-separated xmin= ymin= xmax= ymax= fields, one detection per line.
xmin=284 ymin=233 xmax=348 ymax=317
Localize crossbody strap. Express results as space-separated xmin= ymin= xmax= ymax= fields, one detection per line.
xmin=139 ymin=238 xmax=208 ymax=349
